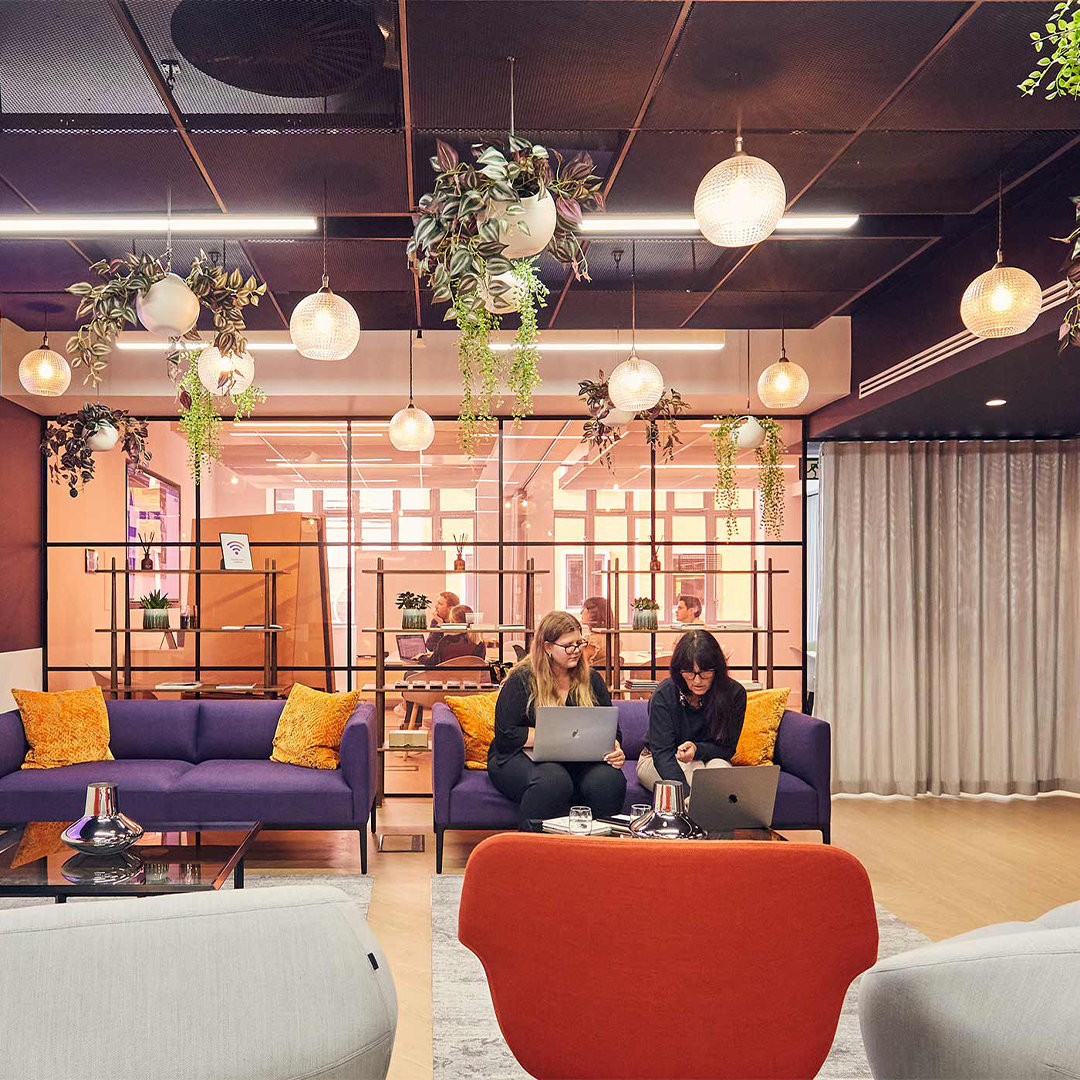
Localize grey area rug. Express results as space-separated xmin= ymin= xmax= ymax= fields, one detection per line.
xmin=0 ymin=869 xmax=372 ymax=916
xmin=432 ymin=875 xmax=930 ymax=1080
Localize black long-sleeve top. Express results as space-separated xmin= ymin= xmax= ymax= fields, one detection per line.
xmin=488 ymin=666 xmax=618 ymax=767
xmin=424 ymin=633 xmax=486 ymax=668
xmin=645 ymin=676 xmax=746 ymax=792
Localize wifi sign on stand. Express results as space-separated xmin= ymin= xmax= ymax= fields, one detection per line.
xmin=218 ymin=532 xmax=253 ymax=571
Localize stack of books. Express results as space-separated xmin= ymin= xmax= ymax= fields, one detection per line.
xmin=624 ymin=679 xmax=660 ymax=692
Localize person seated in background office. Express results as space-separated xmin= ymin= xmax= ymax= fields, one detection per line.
xmin=579 ymin=595 xmax=614 ymax=670
xmin=675 ymin=593 xmax=704 ymax=625
xmin=488 ymin=610 xmax=626 ymax=830
xmin=637 ymin=630 xmax=745 ymax=799
xmin=424 ymin=604 xmax=486 ymax=668
xmin=425 ymin=590 xmax=460 ymax=652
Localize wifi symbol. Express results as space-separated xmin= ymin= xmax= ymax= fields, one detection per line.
xmin=225 ymin=540 xmax=246 ymax=558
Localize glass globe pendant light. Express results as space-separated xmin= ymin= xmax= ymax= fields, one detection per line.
xmin=289 ymin=180 xmax=360 ymax=360
xmin=18 ymin=309 xmax=71 ymax=397
xmin=389 ymin=331 xmax=435 ymax=452
xmin=757 ymin=306 xmax=809 ymax=409
xmin=694 ymin=87 xmax=786 ymax=248
xmin=960 ymin=172 xmax=1042 ymax=339
xmin=197 ymin=346 xmax=254 ymax=396
xmin=608 ymin=244 xmax=664 ymax=413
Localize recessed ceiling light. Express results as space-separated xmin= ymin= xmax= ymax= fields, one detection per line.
xmin=579 ymin=214 xmax=858 ymax=234
xmin=0 ymin=215 xmax=317 ymax=236
xmin=985 ymin=398 xmax=1007 ymax=407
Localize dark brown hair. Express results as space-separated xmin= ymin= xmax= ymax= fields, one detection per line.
xmin=670 ymin=630 xmax=736 ymax=744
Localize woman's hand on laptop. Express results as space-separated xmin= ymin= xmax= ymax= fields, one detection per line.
xmin=676 ymin=741 xmax=697 ymax=763
xmin=604 ymin=740 xmax=625 ymax=769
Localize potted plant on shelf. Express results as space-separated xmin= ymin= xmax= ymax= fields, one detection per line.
xmin=396 ymin=591 xmax=430 ymax=630
xmin=138 ymin=530 xmax=156 ymax=571
xmin=409 ymin=136 xmax=603 ymax=449
xmin=711 ymin=415 xmax=787 ymax=539
xmin=66 ymin=249 xmax=267 ymax=387
xmin=452 ymin=533 xmax=469 ymax=572
xmin=140 ymin=590 xmax=171 ymax=630
xmin=578 ymin=371 xmax=690 ymax=469
xmin=41 ymin=404 xmax=151 ymax=498
xmin=631 ymin=597 xmax=661 ymax=632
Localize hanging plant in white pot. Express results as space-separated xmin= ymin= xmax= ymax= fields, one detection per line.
xmin=135 ymin=272 xmax=200 ymax=337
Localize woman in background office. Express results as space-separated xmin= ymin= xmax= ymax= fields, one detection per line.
xmin=637 ymin=630 xmax=746 ymax=798
xmin=424 ymin=604 xmax=486 ymax=668
xmin=489 ymin=610 xmax=626 ymax=830
xmin=579 ymin=595 xmax=614 ymax=670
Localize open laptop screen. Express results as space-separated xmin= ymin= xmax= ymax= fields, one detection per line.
xmin=396 ymin=634 xmax=427 ymax=660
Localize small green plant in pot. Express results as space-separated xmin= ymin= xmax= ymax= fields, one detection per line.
xmin=631 ymin=597 xmax=661 ymax=632
xmin=140 ymin=590 xmax=171 ymax=630
xmin=396 ymin=591 xmax=430 ymax=630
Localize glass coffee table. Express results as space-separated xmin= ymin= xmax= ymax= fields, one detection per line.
xmin=0 ymin=822 xmax=262 ymax=903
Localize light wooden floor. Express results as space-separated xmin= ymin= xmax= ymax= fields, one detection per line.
xmin=241 ymin=793 xmax=1080 ymax=1080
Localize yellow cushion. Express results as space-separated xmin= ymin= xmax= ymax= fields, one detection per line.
xmin=445 ymin=691 xmax=499 ymax=769
xmin=732 ymin=688 xmax=791 ymax=767
xmin=12 ymin=687 xmax=114 ymax=770
xmin=270 ymin=683 xmax=363 ymax=770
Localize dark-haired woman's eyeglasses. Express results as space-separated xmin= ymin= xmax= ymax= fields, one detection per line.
xmin=680 ymin=669 xmax=714 ymax=684
xmin=552 ymin=640 xmax=588 ymax=655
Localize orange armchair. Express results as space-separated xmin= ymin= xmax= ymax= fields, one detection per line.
xmin=458 ymin=834 xmax=878 ymax=1080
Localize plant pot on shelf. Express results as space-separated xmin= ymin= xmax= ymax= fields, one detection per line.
xmin=401 ymin=610 xmax=427 ymax=630
xmin=140 ymin=555 xmax=154 ymax=571
xmin=632 ymin=609 xmax=658 ymax=632
xmin=142 ymin=609 xmax=170 ymax=630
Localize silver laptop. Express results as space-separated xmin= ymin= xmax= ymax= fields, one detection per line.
xmin=530 ymin=706 xmax=619 ymax=763
xmin=689 ymin=765 xmax=780 ymax=832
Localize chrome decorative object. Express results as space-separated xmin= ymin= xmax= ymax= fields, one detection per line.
xmin=62 ymin=782 xmax=144 ymax=855
xmin=629 ymin=780 xmax=706 ymax=840
xmin=61 ymin=851 xmax=144 ymax=886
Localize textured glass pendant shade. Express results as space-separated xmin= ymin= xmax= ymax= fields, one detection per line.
xmin=290 ymin=276 xmax=361 ymax=360
xmin=19 ymin=336 xmax=71 ymax=396
xmin=608 ymin=348 xmax=664 ymax=412
xmin=694 ymin=136 xmax=786 ymax=248
xmin=757 ymin=357 xmax=809 ymax=409
xmin=389 ymin=403 xmax=435 ymax=452
xmin=960 ymin=261 xmax=1042 ymax=339
xmin=197 ymin=347 xmax=254 ymax=395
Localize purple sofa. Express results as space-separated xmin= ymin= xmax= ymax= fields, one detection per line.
xmin=432 ymin=698 xmax=831 ymax=872
xmin=0 ymin=698 xmax=378 ymax=873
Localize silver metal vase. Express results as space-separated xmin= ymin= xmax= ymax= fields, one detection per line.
xmin=61 ymin=782 xmax=145 ymax=855
xmin=629 ymin=779 xmax=706 ymax=839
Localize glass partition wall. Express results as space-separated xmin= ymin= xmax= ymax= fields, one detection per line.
xmin=44 ymin=414 xmax=807 ymax=791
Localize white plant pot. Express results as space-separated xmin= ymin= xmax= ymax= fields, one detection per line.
xmin=485 ymin=191 xmax=557 ymax=259
xmin=86 ymin=422 xmax=119 ymax=453
xmin=601 ymin=408 xmax=636 ymax=429
xmin=732 ymin=415 xmax=766 ymax=449
xmin=482 ymin=270 xmax=527 ymax=314
xmin=136 ymin=273 xmax=200 ymax=337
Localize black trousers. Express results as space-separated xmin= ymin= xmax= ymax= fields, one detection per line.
xmin=489 ymin=752 xmax=628 ymax=831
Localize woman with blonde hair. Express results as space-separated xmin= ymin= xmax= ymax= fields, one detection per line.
xmin=424 ymin=604 xmax=485 ymax=668
xmin=488 ymin=611 xmax=626 ymax=830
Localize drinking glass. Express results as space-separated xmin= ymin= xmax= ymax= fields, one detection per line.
xmin=631 ymin=803 xmax=651 ymax=823
xmin=568 ymin=806 xmax=592 ymax=836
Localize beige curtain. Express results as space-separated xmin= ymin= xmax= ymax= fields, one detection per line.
xmin=818 ymin=440 xmax=1080 ymax=795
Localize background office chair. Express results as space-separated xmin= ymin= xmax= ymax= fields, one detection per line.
xmin=459 ymin=834 xmax=878 ymax=1079
xmin=401 ymin=655 xmax=489 ymax=729
xmin=511 ymin=643 xmax=526 ymax=661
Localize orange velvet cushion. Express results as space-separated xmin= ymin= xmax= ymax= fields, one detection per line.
xmin=445 ymin=691 xmax=499 ymax=769
xmin=732 ymin=687 xmax=791 ymax=766
xmin=12 ymin=687 xmax=115 ymax=770
xmin=270 ymin=683 xmax=363 ymax=769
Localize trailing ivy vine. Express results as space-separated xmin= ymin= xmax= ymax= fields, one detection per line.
xmin=710 ymin=416 xmax=742 ymax=537
xmin=506 ymin=258 xmax=549 ymax=425
xmin=455 ymin=294 xmax=501 ymax=456
xmin=756 ymin=417 xmax=786 ymax=539
xmin=1020 ymin=3 xmax=1080 ymax=99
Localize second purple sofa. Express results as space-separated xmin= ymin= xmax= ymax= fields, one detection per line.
xmin=0 ymin=698 xmax=378 ymax=873
xmin=432 ymin=697 xmax=831 ymax=872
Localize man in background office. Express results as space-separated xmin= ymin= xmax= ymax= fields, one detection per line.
xmin=426 ymin=590 xmax=460 ymax=652
xmin=675 ymin=594 xmax=705 ymax=625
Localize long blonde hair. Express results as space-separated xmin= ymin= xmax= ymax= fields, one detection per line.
xmin=451 ymin=604 xmax=482 ymax=646
xmin=515 ymin=611 xmax=597 ymax=710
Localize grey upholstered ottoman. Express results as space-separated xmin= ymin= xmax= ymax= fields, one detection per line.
xmin=860 ymin=899 xmax=1080 ymax=1079
xmin=0 ymin=885 xmax=397 ymax=1080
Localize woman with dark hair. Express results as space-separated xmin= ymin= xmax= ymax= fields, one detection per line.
xmin=579 ymin=595 xmax=614 ymax=669
xmin=636 ymin=629 xmax=746 ymax=798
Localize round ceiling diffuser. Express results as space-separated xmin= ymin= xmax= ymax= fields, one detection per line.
xmin=170 ymin=0 xmax=387 ymax=98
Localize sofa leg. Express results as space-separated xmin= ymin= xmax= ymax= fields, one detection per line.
xmin=435 ymin=826 xmax=445 ymax=874
xmin=370 ymin=804 xmax=377 ymax=832
xmin=359 ymin=825 xmax=368 ymax=875
xmin=821 ymin=826 xmax=831 ymax=845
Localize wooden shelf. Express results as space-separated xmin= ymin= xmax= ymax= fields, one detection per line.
xmin=95 ymin=627 xmax=285 ymax=634
xmin=362 ymin=682 xmax=498 ymax=693
xmin=362 ymin=568 xmax=547 ymax=575
xmin=622 ymin=568 xmax=790 ymax=575
xmin=360 ymin=625 xmax=525 ymax=634
xmin=94 ymin=568 xmax=290 ymax=576
xmin=588 ymin=626 xmax=786 ymax=635
xmin=104 ymin=683 xmax=288 ymax=696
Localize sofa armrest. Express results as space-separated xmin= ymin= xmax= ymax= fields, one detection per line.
xmin=0 ymin=710 xmax=28 ymax=780
xmin=432 ymin=703 xmax=465 ymax=826
xmin=340 ymin=702 xmax=376 ymax=823
xmin=774 ymin=710 xmax=831 ymax=827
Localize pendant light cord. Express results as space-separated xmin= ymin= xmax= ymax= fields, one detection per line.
xmin=630 ymin=240 xmax=637 ymax=348
xmin=996 ymin=169 xmax=1004 ymax=264
xmin=612 ymin=248 xmax=623 ymax=349
xmin=322 ymin=178 xmax=329 ymax=288
xmin=780 ymin=298 xmax=787 ymax=360
xmin=43 ymin=305 xmax=48 ymax=349
xmin=408 ymin=330 xmax=414 ymax=404
xmin=745 ymin=331 xmax=751 ymax=414
xmin=734 ymin=71 xmax=743 ymax=153
xmin=165 ymin=185 xmax=172 ymax=271
xmin=508 ymin=56 xmax=516 ymax=137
